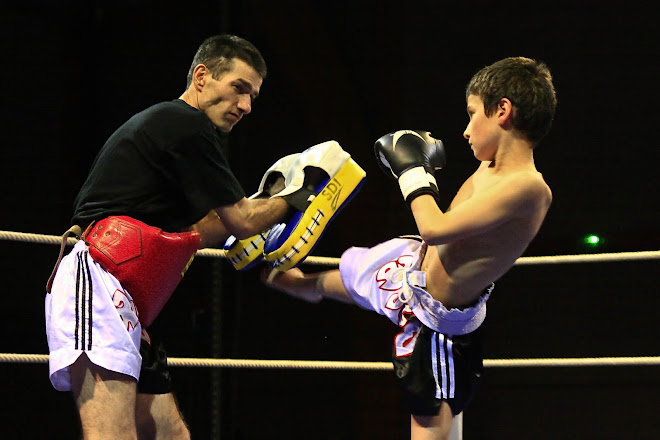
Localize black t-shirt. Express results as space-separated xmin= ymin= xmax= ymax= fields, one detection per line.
xmin=72 ymin=99 xmax=245 ymax=232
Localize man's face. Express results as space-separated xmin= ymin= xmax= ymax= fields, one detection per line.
xmin=197 ymin=59 xmax=263 ymax=132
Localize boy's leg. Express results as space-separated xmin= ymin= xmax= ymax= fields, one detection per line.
xmin=262 ymin=267 xmax=354 ymax=304
xmin=410 ymin=402 xmax=455 ymax=440
xmin=70 ymin=353 xmax=138 ymax=440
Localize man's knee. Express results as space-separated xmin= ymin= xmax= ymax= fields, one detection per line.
xmin=136 ymin=392 xmax=190 ymax=440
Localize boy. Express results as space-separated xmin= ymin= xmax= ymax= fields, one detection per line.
xmin=263 ymin=57 xmax=557 ymax=439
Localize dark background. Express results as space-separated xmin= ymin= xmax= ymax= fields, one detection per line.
xmin=1 ymin=1 xmax=659 ymax=439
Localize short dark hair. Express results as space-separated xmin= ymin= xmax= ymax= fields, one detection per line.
xmin=186 ymin=34 xmax=267 ymax=87
xmin=466 ymin=57 xmax=557 ymax=147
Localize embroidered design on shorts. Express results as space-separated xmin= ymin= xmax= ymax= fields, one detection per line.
xmin=394 ymin=316 xmax=421 ymax=358
xmin=112 ymin=289 xmax=140 ymax=333
xmin=376 ymin=254 xmax=415 ymax=311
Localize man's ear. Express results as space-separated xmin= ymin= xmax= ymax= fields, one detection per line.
xmin=497 ymin=98 xmax=514 ymax=127
xmin=192 ymin=64 xmax=208 ymax=89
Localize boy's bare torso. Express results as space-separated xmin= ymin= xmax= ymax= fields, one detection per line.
xmin=421 ymin=161 xmax=552 ymax=308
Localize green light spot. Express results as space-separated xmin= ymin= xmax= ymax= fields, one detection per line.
xmin=584 ymin=235 xmax=600 ymax=245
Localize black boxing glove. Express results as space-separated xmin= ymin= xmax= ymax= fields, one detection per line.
xmin=374 ymin=130 xmax=446 ymax=205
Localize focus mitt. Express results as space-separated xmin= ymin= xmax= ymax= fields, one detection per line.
xmin=263 ymin=140 xmax=366 ymax=271
xmin=223 ymin=153 xmax=299 ymax=270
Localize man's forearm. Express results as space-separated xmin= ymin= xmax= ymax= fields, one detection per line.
xmin=216 ymin=196 xmax=290 ymax=239
xmin=188 ymin=210 xmax=230 ymax=248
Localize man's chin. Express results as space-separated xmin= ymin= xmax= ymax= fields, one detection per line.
xmin=215 ymin=122 xmax=233 ymax=133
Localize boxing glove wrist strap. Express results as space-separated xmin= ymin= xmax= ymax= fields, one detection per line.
xmin=398 ymin=166 xmax=438 ymax=201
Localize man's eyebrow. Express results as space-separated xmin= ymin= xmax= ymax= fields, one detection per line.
xmin=235 ymin=78 xmax=259 ymax=99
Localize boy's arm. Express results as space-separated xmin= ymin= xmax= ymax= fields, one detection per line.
xmin=410 ymin=172 xmax=549 ymax=245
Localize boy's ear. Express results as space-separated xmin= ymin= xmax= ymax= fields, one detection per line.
xmin=497 ymin=98 xmax=514 ymax=126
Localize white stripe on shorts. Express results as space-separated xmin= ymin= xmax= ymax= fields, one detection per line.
xmin=75 ymin=251 xmax=94 ymax=351
xmin=432 ymin=333 xmax=455 ymax=399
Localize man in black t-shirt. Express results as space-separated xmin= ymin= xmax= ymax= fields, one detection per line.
xmin=46 ymin=35 xmax=292 ymax=440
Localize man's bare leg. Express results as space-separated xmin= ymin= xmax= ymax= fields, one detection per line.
xmin=70 ymin=353 xmax=138 ymax=440
xmin=410 ymin=402 xmax=455 ymax=440
xmin=136 ymin=392 xmax=190 ymax=440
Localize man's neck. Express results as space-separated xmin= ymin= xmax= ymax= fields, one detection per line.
xmin=178 ymin=88 xmax=200 ymax=110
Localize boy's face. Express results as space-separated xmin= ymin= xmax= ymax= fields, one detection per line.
xmin=196 ymin=59 xmax=263 ymax=132
xmin=463 ymin=94 xmax=499 ymax=161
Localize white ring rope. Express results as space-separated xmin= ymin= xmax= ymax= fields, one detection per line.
xmin=2 ymin=353 xmax=659 ymax=369
xmin=2 ymin=230 xmax=659 ymax=266
xmin=2 ymin=229 xmax=658 ymax=370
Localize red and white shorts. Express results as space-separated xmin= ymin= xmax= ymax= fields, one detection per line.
xmin=338 ymin=236 xmax=492 ymax=337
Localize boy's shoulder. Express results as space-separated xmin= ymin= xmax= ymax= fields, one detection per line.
xmin=501 ymin=170 xmax=552 ymax=209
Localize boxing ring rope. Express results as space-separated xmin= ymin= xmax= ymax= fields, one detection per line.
xmin=3 ymin=229 xmax=658 ymax=439
xmin=2 ymin=228 xmax=659 ymax=369
xmin=3 ymin=353 xmax=660 ymax=368
xmin=2 ymin=229 xmax=660 ymax=265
